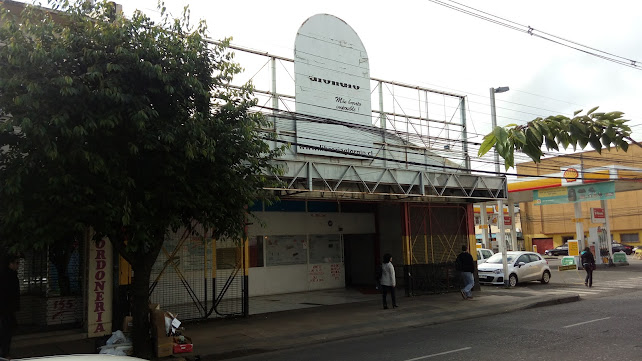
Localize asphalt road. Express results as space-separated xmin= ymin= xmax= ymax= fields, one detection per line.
xmin=232 ymin=257 xmax=642 ymax=361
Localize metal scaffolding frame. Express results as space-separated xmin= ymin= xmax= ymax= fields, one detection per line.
xmin=207 ymin=40 xmax=506 ymax=203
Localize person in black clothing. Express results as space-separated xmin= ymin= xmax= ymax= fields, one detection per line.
xmin=455 ymin=245 xmax=475 ymax=300
xmin=580 ymin=247 xmax=596 ymax=288
xmin=0 ymin=254 xmax=20 ymax=359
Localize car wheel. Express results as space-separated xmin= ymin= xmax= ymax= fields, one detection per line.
xmin=509 ymin=274 xmax=518 ymax=287
xmin=541 ymin=271 xmax=551 ymax=284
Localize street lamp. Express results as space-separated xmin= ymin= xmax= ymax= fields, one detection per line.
xmin=490 ymin=86 xmax=510 ymax=287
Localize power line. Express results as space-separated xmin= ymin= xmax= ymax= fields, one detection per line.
xmin=426 ymin=0 xmax=642 ymax=71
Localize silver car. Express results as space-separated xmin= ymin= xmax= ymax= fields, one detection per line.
xmin=478 ymin=251 xmax=551 ymax=287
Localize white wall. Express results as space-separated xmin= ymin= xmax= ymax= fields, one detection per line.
xmin=248 ymin=212 xmax=375 ymax=236
xmin=247 ymin=211 xmax=373 ymax=296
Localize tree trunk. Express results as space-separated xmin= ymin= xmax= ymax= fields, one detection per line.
xmin=131 ymin=257 xmax=154 ymax=359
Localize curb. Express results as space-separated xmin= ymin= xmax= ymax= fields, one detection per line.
xmin=195 ymin=294 xmax=581 ymax=360
xmin=524 ymin=294 xmax=581 ymax=309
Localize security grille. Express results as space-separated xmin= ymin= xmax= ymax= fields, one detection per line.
xmin=407 ymin=204 xmax=470 ymax=295
xmin=149 ymin=227 xmax=245 ymax=321
xmin=15 ymin=240 xmax=84 ymax=333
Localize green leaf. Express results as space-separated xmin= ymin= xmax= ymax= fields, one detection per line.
xmin=504 ymin=147 xmax=514 ymax=170
xmin=601 ymin=134 xmax=611 ymax=150
xmin=513 ymin=130 xmax=527 ymax=145
xmin=573 ymin=109 xmax=583 ymax=116
xmin=544 ymin=137 xmax=559 ymax=151
xmin=493 ymin=126 xmax=508 ymax=144
xmin=586 ymin=106 xmax=599 ymax=115
xmin=588 ymin=136 xmax=602 ymax=153
xmin=478 ymin=134 xmax=497 ymax=157
xmin=621 ymin=141 xmax=629 ymax=152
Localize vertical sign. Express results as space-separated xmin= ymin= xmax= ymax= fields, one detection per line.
xmin=87 ymin=237 xmax=113 ymax=337
xmin=294 ymin=14 xmax=373 ymax=159
xmin=567 ymin=240 xmax=579 ymax=256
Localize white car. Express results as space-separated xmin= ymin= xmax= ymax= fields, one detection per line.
xmin=476 ymin=248 xmax=494 ymax=265
xmin=478 ymin=251 xmax=551 ymax=287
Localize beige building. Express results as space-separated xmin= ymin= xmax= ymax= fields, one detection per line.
xmin=514 ymin=146 xmax=642 ymax=252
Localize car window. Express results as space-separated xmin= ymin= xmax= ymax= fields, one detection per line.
xmin=487 ymin=254 xmax=516 ymax=263
xmin=528 ymin=254 xmax=542 ymax=262
xmin=516 ymin=255 xmax=530 ymax=264
xmin=482 ymin=250 xmax=493 ymax=258
xmin=477 ymin=250 xmax=482 ymax=259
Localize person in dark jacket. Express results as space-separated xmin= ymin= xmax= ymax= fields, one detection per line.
xmin=0 ymin=254 xmax=20 ymax=359
xmin=580 ymin=247 xmax=596 ymax=288
xmin=455 ymin=245 xmax=475 ymax=300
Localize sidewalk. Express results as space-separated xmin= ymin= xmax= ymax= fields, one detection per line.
xmin=12 ymin=286 xmax=580 ymax=360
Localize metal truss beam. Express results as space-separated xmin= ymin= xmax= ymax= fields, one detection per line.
xmin=268 ymin=160 xmax=506 ymax=203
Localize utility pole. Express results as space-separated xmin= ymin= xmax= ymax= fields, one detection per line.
xmin=490 ymin=86 xmax=510 ymax=287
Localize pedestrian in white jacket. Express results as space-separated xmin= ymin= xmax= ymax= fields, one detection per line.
xmin=380 ymin=253 xmax=397 ymax=309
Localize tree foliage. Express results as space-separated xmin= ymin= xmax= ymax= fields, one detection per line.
xmin=478 ymin=108 xmax=636 ymax=169
xmin=0 ymin=0 xmax=282 ymax=356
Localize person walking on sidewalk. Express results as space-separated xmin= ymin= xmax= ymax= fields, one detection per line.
xmin=380 ymin=253 xmax=397 ymax=309
xmin=456 ymin=245 xmax=475 ymax=300
xmin=581 ymin=247 xmax=596 ymax=287
xmin=0 ymin=254 xmax=20 ymax=359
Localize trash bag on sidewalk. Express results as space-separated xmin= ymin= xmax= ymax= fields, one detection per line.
xmin=106 ymin=330 xmax=130 ymax=345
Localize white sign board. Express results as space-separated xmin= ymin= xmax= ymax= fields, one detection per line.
xmin=294 ymin=14 xmax=373 ymax=159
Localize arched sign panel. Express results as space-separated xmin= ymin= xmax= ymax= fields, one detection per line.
xmin=294 ymin=14 xmax=373 ymax=159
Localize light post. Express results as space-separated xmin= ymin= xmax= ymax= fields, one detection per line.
xmin=490 ymin=86 xmax=510 ymax=287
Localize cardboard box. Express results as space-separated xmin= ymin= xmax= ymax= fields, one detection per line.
xmin=173 ymin=336 xmax=193 ymax=354
xmin=122 ymin=316 xmax=133 ymax=333
xmin=151 ymin=309 xmax=167 ymax=338
xmin=155 ymin=336 xmax=173 ymax=358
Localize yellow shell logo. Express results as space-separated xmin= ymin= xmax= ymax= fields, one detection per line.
xmin=563 ymin=168 xmax=578 ymax=182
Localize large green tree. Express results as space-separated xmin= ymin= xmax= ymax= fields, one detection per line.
xmin=0 ymin=1 xmax=281 ymax=356
xmin=478 ymin=108 xmax=637 ymax=168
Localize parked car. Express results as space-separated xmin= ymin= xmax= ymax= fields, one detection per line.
xmin=601 ymin=243 xmax=634 ymax=256
xmin=476 ymin=248 xmax=494 ymax=265
xmin=612 ymin=243 xmax=633 ymax=255
xmin=544 ymin=245 xmax=568 ymax=256
xmin=478 ymin=251 xmax=551 ymax=287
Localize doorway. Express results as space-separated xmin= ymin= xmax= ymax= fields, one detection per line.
xmin=343 ymin=234 xmax=376 ymax=287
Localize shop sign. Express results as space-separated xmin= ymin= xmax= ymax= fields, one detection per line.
xmin=533 ymin=182 xmax=615 ymax=206
xmin=87 ymin=237 xmax=113 ymax=337
xmin=590 ymin=208 xmax=606 ymax=223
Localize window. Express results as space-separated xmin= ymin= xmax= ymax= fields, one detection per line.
xmin=528 ymin=254 xmax=542 ymax=262
xmin=481 ymin=250 xmax=493 ymax=259
xmin=621 ymin=233 xmax=639 ymax=244
xmin=265 ymin=235 xmax=307 ymax=266
xmin=309 ymin=235 xmax=341 ymax=264
xmin=516 ymin=255 xmax=530 ymax=264
xmin=249 ymin=236 xmax=264 ymax=267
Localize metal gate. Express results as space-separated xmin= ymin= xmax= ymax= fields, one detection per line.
xmin=15 ymin=240 xmax=84 ymax=334
xmin=148 ymin=227 xmax=246 ymax=321
xmin=406 ymin=204 xmax=472 ymax=295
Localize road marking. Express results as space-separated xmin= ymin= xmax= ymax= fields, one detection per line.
xmin=563 ymin=317 xmax=611 ymax=329
xmin=403 ymin=347 xmax=472 ymax=360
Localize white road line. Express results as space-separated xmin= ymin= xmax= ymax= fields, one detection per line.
xmin=563 ymin=317 xmax=611 ymax=329
xmin=403 ymin=347 xmax=472 ymax=361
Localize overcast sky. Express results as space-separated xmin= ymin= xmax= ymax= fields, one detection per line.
xmin=116 ymin=1 xmax=642 ymax=169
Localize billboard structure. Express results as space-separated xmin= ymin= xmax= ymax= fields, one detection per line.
xmin=294 ymin=14 xmax=373 ymax=159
